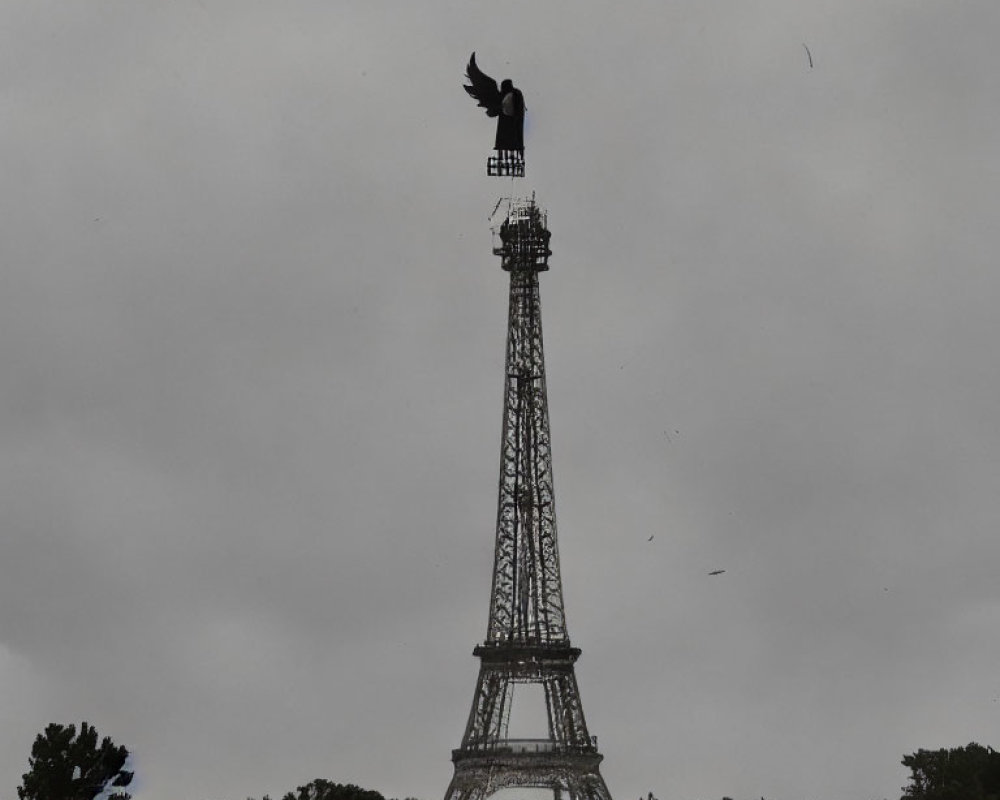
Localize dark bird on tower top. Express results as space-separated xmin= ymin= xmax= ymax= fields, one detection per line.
xmin=463 ymin=52 xmax=525 ymax=153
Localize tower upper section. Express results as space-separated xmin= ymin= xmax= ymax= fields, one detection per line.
xmin=485 ymin=199 xmax=566 ymax=645
xmin=492 ymin=198 xmax=552 ymax=272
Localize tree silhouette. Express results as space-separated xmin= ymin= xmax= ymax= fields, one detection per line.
xmin=17 ymin=722 xmax=133 ymax=800
xmin=278 ymin=781 xmax=388 ymax=800
xmin=901 ymin=742 xmax=1000 ymax=800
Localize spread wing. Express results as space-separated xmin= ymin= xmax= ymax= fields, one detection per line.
xmin=463 ymin=52 xmax=502 ymax=117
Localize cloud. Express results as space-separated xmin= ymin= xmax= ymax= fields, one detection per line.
xmin=2 ymin=3 xmax=999 ymax=800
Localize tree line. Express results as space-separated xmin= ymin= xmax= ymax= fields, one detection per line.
xmin=13 ymin=722 xmax=1000 ymax=800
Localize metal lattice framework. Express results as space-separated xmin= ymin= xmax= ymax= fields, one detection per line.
xmin=444 ymin=198 xmax=613 ymax=800
xmin=487 ymin=151 xmax=525 ymax=177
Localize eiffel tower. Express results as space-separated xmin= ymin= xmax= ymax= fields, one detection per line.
xmin=443 ymin=196 xmax=613 ymax=800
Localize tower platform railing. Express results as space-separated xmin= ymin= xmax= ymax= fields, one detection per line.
xmin=457 ymin=736 xmax=599 ymax=754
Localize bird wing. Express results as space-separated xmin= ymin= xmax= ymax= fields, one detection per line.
xmin=464 ymin=52 xmax=502 ymax=117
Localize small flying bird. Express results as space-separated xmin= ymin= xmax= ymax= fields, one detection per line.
xmin=463 ymin=52 xmax=525 ymax=153
xmin=647 ymin=535 xmax=654 ymax=542
xmin=802 ymin=43 xmax=814 ymax=69
xmin=708 ymin=569 xmax=726 ymax=576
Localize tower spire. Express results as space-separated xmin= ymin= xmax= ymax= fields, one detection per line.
xmin=443 ymin=197 xmax=613 ymax=800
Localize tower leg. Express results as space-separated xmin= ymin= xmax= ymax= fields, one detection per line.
xmin=460 ymin=666 xmax=512 ymax=749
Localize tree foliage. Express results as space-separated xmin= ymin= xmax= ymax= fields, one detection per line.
xmin=246 ymin=780 xmax=397 ymax=800
xmin=17 ymin=722 xmax=133 ymax=800
xmin=901 ymin=742 xmax=1000 ymax=800
xmin=279 ymin=781 xmax=391 ymax=800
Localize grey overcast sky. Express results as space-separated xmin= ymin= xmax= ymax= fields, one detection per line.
xmin=1 ymin=2 xmax=998 ymax=800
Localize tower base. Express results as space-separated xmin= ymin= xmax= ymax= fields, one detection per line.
xmin=445 ymin=747 xmax=612 ymax=800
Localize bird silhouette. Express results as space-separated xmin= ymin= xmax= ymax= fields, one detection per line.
xmin=708 ymin=569 xmax=726 ymax=576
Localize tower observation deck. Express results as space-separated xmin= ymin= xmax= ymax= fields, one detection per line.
xmin=443 ymin=197 xmax=613 ymax=800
